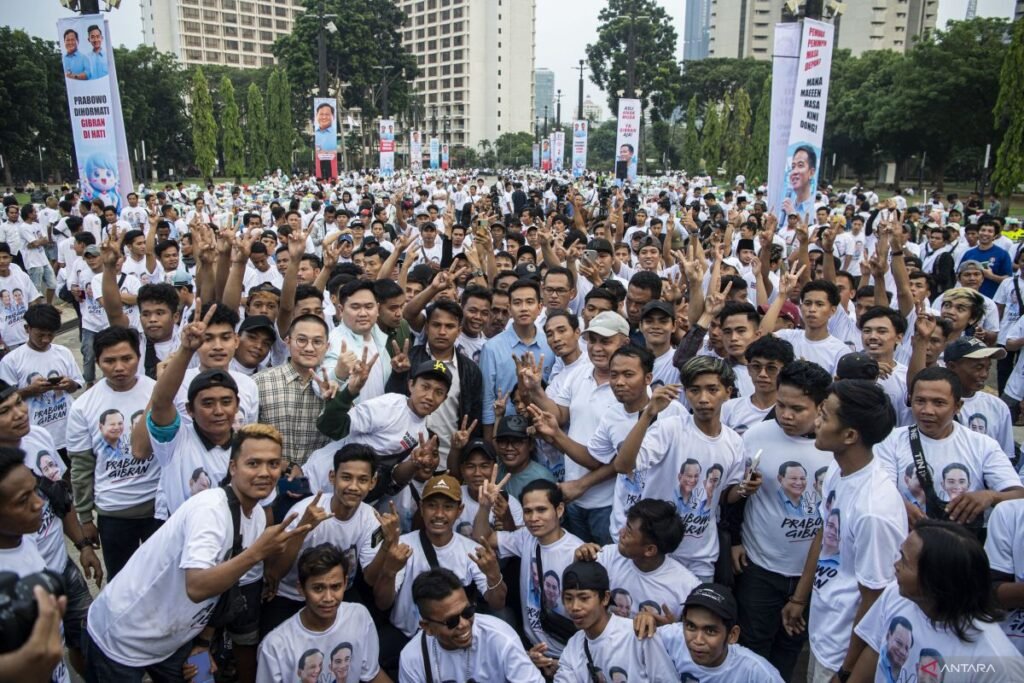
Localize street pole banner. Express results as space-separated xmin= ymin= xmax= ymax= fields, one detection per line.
xmin=541 ymin=137 xmax=551 ymax=171
xmin=768 ymin=22 xmax=801 ymax=223
xmin=429 ymin=137 xmax=439 ymax=170
xmin=313 ymin=97 xmax=338 ymax=180
xmin=553 ymin=131 xmax=565 ymax=172
xmin=441 ymin=143 xmax=449 ymax=170
xmin=776 ymin=19 xmax=834 ymax=222
xmin=379 ymin=119 xmax=395 ymax=176
xmin=615 ymin=98 xmax=640 ymax=184
xmin=58 ymin=15 xmax=132 ymax=211
xmin=532 ymin=143 xmax=540 ymax=169
xmin=571 ymin=120 xmax=588 ymax=177
xmin=410 ymin=130 xmax=423 ymax=173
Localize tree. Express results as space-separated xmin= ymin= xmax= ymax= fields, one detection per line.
xmin=190 ymin=67 xmax=217 ymax=182
xmin=587 ymin=120 xmax=620 ymax=172
xmin=682 ymin=95 xmax=700 ymax=173
xmin=246 ymin=82 xmax=269 ymax=176
xmin=676 ymin=58 xmax=772 ymax=112
xmin=493 ymin=132 xmax=535 ymax=168
xmin=701 ymin=102 xmax=722 ymax=174
xmin=266 ymin=69 xmax=292 ymax=172
xmin=586 ymin=0 xmax=681 ymax=120
xmin=726 ymin=88 xmax=752 ymax=176
xmin=718 ymin=92 xmax=733 ymax=174
xmin=749 ymin=82 xmax=770 ymax=181
xmin=992 ymin=17 xmax=1024 ymax=206
xmin=219 ymin=76 xmax=245 ymax=183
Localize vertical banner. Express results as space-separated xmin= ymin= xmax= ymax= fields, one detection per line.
xmin=541 ymin=137 xmax=551 ymax=171
xmin=441 ymin=143 xmax=449 ymax=170
xmin=777 ymin=19 xmax=834 ymax=221
xmin=571 ymin=120 xmax=588 ymax=177
xmin=615 ymin=98 xmax=640 ymax=184
xmin=313 ymin=97 xmax=338 ymax=180
xmin=58 ymin=16 xmax=132 ymax=211
xmin=410 ymin=130 xmax=423 ymax=173
xmin=429 ymin=137 xmax=439 ymax=170
xmin=768 ymin=22 xmax=801 ymax=222
xmin=532 ymin=143 xmax=540 ymax=169
xmin=378 ymin=119 xmax=395 ymax=176
xmin=553 ymin=131 xmax=565 ymax=172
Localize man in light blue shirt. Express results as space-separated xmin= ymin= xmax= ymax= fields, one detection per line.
xmin=62 ymin=28 xmax=90 ymax=81
xmin=480 ymin=279 xmax=553 ymax=440
xmin=86 ymin=24 xmax=109 ymax=80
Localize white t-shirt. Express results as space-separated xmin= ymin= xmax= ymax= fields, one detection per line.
xmin=855 ymin=582 xmax=1024 ymax=683
xmin=243 ymin=264 xmax=283 ymax=294
xmin=0 ymin=342 xmax=84 ymax=448
xmin=86 ymin=487 xmax=267 ymax=667
xmin=834 ymin=230 xmax=867 ymax=276
xmin=656 ymin=626 xmax=785 ymax=682
xmin=1004 ymin=316 xmax=1024 ymax=401
xmin=496 ymin=527 xmax=583 ymax=656
xmin=595 ymin=543 xmax=700 ymax=621
xmin=635 ymin=417 xmax=744 ymax=577
xmin=66 ymin=377 xmax=160 ymax=513
xmin=456 ymin=484 xmax=524 ymax=536
xmin=256 ymin=602 xmax=381 ymax=683
xmin=994 ymin=275 xmax=1024 ymax=344
xmin=399 ymin=613 xmax=544 ymax=683
xmin=877 ymin=362 xmax=913 ymax=428
xmin=172 ymin=367 xmax=260 ymax=429
xmin=775 ymin=329 xmax=850 ymax=375
xmin=338 ymin=392 xmax=427 ymax=461
xmin=455 ymin=331 xmax=486 ymax=364
xmin=18 ymin=221 xmax=49 ymax=269
xmin=960 ymin=391 xmax=1016 ymax=462
xmin=740 ymin=419 xmax=834 ymax=577
xmin=554 ymin=614 xmax=679 ymax=682
xmin=984 ymin=499 xmax=1024 ymax=654
xmin=0 ymin=267 xmax=41 ymax=346
xmin=721 ymin=396 xmax=772 ymax=436
xmin=21 ymin=426 xmax=69 ymax=572
xmin=121 ymin=255 xmax=151 ymax=284
xmin=300 ymin=440 xmax=346 ymax=494
xmin=92 ymin=270 xmax=142 ymax=332
xmin=389 ymin=531 xmax=491 ymax=637
xmin=933 ymin=289 xmax=1000 ymax=333
xmin=276 ymin=495 xmax=381 ymax=602
xmin=809 ymin=459 xmax=908 ymax=671
xmin=652 ymin=348 xmax=681 ymax=388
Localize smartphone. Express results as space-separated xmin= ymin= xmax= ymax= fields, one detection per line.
xmin=47 ymin=377 xmax=62 ymax=386
xmin=187 ymin=653 xmax=214 ymax=683
xmin=747 ymin=449 xmax=763 ymax=478
xmin=583 ymin=249 xmax=598 ymax=262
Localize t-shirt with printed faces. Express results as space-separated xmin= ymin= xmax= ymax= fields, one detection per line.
xmin=594 ymin=400 xmax=689 ymax=542
xmin=834 ymin=231 xmax=867 ymax=276
xmin=721 ymin=396 xmax=772 ymax=436
xmin=0 ymin=268 xmax=41 ymax=346
xmin=0 ymin=535 xmax=70 ymax=683
xmin=375 ymin=478 xmax=430 ymax=535
xmin=66 ymin=377 xmax=160 ymax=513
xmin=0 ymin=343 xmax=84 ymax=448
xmin=554 ymin=614 xmax=679 ymax=683
xmin=276 ymin=495 xmax=381 ymax=602
xmin=256 ymin=601 xmax=380 ymax=683
xmin=874 ymin=423 xmax=1021 ymax=517
xmin=596 ymin=543 xmax=700 ymax=622
xmin=456 ymin=484 xmax=524 ymax=538
xmin=994 ymin=274 xmax=1024 ymax=344
xmin=809 ymin=459 xmax=908 ymax=671
xmin=120 ymin=255 xmax=151 ymax=284
xmin=739 ymin=418 xmax=834 ymax=577
xmin=635 ymin=417 xmax=744 ymax=578
xmin=496 ymin=526 xmax=583 ymax=657
xmin=389 ymin=530 xmax=492 ymax=637
xmin=984 ymin=499 xmax=1024 ymax=655
xmin=656 ymin=625 xmax=785 ymax=683
xmin=455 ymin=330 xmax=486 ymax=364
xmin=91 ymin=271 xmax=142 ymax=332
xmin=652 ymin=348 xmax=681 ymax=388
xmin=774 ymin=329 xmax=850 ymax=375
xmin=854 ymin=582 xmax=1024 ymax=683
xmin=960 ymin=391 xmax=1016 ymax=463
xmin=341 ymin=392 xmax=428 ymax=465
xmin=21 ymin=426 xmax=69 ymax=573
xmin=172 ymin=366 xmax=260 ymax=429
xmin=86 ymin=487 xmax=267 ymax=667
xmin=18 ymin=221 xmax=50 ymax=269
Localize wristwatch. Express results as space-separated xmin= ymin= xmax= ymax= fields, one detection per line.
xmin=73 ymin=538 xmax=96 ymax=551
xmin=193 ymin=636 xmax=212 ymax=649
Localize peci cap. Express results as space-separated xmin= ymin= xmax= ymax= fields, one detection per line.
xmin=410 ymin=359 xmax=454 ymax=388
xmin=640 ymin=300 xmax=676 ymax=320
xmin=943 ymin=337 xmax=1007 ymax=362
xmin=586 ymin=311 xmax=630 ymax=339
xmin=836 ymin=352 xmax=880 ymax=381
xmin=421 ymin=474 xmax=462 ymax=502
xmin=562 ymin=560 xmax=610 ymax=593
xmin=495 ymin=414 xmax=530 ymax=440
xmin=684 ymin=583 xmax=739 ymax=623
xmin=737 ymin=238 xmax=755 ymax=253
xmin=187 ymin=369 xmax=239 ymax=404
xmin=238 ymin=315 xmax=276 ymax=336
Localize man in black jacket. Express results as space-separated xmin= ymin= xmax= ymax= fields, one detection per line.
xmin=385 ymin=299 xmax=482 ymax=468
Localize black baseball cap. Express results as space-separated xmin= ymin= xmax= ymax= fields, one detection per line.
xmin=587 ymin=238 xmax=613 ymax=255
xmin=494 ymin=414 xmax=530 ymax=440
xmin=640 ymin=300 xmax=675 ymax=320
xmin=514 ymin=263 xmax=540 ymax=280
xmin=187 ymin=369 xmax=239 ymax=404
xmin=238 ymin=315 xmax=276 ymax=337
xmin=462 ymin=438 xmax=496 ymax=462
xmin=562 ymin=561 xmax=609 ymax=593
xmin=410 ymin=360 xmax=453 ymax=388
xmin=684 ymin=583 xmax=738 ymax=623
xmin=835 ymin=352 xmax=880 ymax=381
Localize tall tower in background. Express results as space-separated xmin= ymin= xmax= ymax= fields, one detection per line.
xmin=534 ymin=68 xmax=554 ymax=129
xmin=683 ymin=0 xmax=711 ymax=60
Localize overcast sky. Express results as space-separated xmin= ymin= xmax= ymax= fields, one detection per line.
xmin=9 ymin=0 xmax=1016 ymax=120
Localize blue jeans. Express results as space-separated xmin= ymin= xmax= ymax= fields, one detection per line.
xmin=82 ymin=627 xmax=192 ymax=683
xmin=81 ymin=329 xmax=97 ymax=383
xmin=564 ymin=503 xmax=612 ymax=545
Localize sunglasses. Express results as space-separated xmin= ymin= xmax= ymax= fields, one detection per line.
xmin=424 ymin=604 xmax=475 ymax=630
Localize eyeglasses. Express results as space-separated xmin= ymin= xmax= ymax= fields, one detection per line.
xmin=292 ymin=336 xmax=326 ymax=349
xmin=424 ymin=604 xmax=475 ymax=630
xmin=542 ymin=287 xmax=571 ymax=296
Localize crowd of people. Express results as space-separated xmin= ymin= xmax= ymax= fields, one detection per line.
xmin=1 ymin=168 xmax=1024 ymax=683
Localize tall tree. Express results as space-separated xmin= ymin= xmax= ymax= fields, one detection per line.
xmin=246 ymin=82 xmax=269 ymax=176
xmin=750 ymin=82 xmax=771 ymax=181
xmin=682 ymin=95 xmax=700 ymax=172
xmin=586 ymin=0 xmax=682 ymax=120
xmin=266 ymin=69 xmax=291 ymax=171
xmin=190 ymin=67 xmax=217 ymax=182
xmin=718 ymin=91 xmax=734 ymax=174
xmin=219 ymin=76 xmax=245 ymax=183
xmin=726 ymin=88 xmax=752 ymax=176
xmin=676 ymin=58 xmax=772 ymax=111
xmin=992 ymin=17 xmax=1024 ymax=207
xmin=701 ymin=102 xmax=722 ymax=174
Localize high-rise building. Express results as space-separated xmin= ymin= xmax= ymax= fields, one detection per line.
xmin=141 ymin=0 xmax=300 ymax=69
xmin=708 ymin=0 xmax=938 ymax=60
xmin=683 ymin=0 xmax=712 ymax=61
xmin=535 ymin=68 xmax=555 ymax=130
xmin=398 ymin=0 xmax=536 ymax=150
xmin=1015 ymin=0 xmax=1023 ymax=21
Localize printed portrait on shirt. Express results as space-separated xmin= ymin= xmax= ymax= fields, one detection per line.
xmin=819 ymin=508 xmax=841 ymax=569
xmin=902 ymin=464 xmax=927 ymax=511
xmin=609 ymin=588 xmax=633 ymax=618
xmin=296 ymin=648 xmax=324 ymax=683
xmin=916 ymin=647 xmax=945 ymax=683
xmin=676 ymin=458 xmax=702 ymax=512
xmin=609 ymin=666 xmax=628 ymax=683
xmin=813 ymin=466 xmax=828 ymax=504
xmin=696 ymin=464 xmax=723 ymax=515
xmin=967 ymin=412 xmax=988 ymax=436
xmin=456 ymin=520 xmax=474 ymax=538
xmin=36 ymin=450 xmax=63 ymax=483
xmin=328 ymin=641 xmax=353 ymax=683
xmin=542 ymin=570 xmax=561 ymax=612
xmin=188 ymin=467 xmax=212 ymax=496
xmin=881 ymin=616 xmax=914 ymax=683
xmin=940 ymin=463 xmax=970 ymax=501
xmin=97 ymin=408 xmax=129 ymax=457
xmin=775 ymin=461 xmax=817 ymax=517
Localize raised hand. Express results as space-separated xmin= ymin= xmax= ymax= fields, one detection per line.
xmin=373 ymin=500 xmax=403 ymax=546
xmin=334 ymin=340 xmax=358 ymax=381
xmin=914 ymin=302 xmax=937 ymax=340
xmin=231 ymin=229 xmax=257 ymax=264
xmin=513 ymin=352 xmax=544 ymax=396
xmin=493 ymin=388 xmax=508 ymax=421
xmin=410 ymin=432 xmax=439 ymax=472
xmin=100 ymin=226 xmax=121 ymax=269
xmin=704 ymin=280 xmax=733 ymax=318
xmin=524 ymin=404 xmax=559 ymax=441
xmin=390 ymin=339 xmax=411 ymax=374
xmin=450 ymin=415 xmax=479 ymax=452
xmin=574 ymin=543 xmax=601 ymax=562
xmin=468 ymin=538 xmax=501 ymax=583
xmin=297 ymin=491 xmax=331 ymax=531
xmin=180 ymin=299 xmax=215 ymax=352
xmin=249 ymin=512 xmax=313 ymax=561
xmin=778 ymin=264 xmax=806 ymax=296
xmin=347 ymin=346 xmax=380 ymax=395
xmin=644 ymin=383 xmax=681 ymax=418
xmin=287 ymin=225 xmax=310 ymax=260
xmin=477 ymin=465 xmax=511 ymax=510
xmin=312 ymin=368 xmax=339 ymax=401
xmin=382 ymin=542 xmax=413 ymax=574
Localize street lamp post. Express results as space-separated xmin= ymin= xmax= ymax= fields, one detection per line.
xmin=556 ymin=89 xmax=562 ymax=130
xmin=543 ymin=106 xmax=549 ymax=138
xmin=315 ymin=1 xmax=337 ymax=97
xmin=431 ymin=105 xmax=438 ymax=137
xmin=577 ymin=59 xmax=585 ymax=121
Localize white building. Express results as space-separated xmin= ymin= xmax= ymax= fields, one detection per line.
xmin=582 ymin=95 xmax=603 ymax=124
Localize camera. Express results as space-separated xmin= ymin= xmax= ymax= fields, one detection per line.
xmin=0 ymin=569 xmax=65 ymax=654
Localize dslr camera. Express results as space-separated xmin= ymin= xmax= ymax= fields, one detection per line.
xmin=0 ymin=569 xmax=65 ymax=653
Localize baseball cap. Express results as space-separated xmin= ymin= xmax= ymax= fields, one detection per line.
xmin=586 ymin=311 xmax=630 ymax=338
xmin=836 ymin=352 xmax=880 ymax=380
xmin=636 ymin=235 xmax=661 ymax=250
xmin=562 ymin=561 xmax=610 ymax=593
xmin=410 ymin=359 xmax=454 ymax=388
xmin=640 ymin=300 xmax=676 ymax=320
xmin=759 ymin=301 xmax=801 ymax=327
xmin=684 ymin=583 xmax=738 ymax=623
xmin=943 ymin=337 xmax=1007 ymax=362
xmin=170 ymin=270 xmax=193 ymax=287
xmin=495 ymin=414 xmax=530 ymax=440
xmin=187 ymin=369 xmax=239 ymax=404
xmin=587 ymin=238 xmax=614 ymax=255
xmin=421 ymin=474 xmax=462 ymax=502
xmin=462 ymin=438 xmax=496 ymax=462
xmin=84 ymin=245 xmax=101 ymax=257
xmin=957 ymin=259 xmax=984 ymax=274
xmin=514 ymin=263 xmax=540 ymax=280
xmin=238 ymin=315 xmax=276 ymax=336
xmin=338 ymin=234 xmax=354 ymax=243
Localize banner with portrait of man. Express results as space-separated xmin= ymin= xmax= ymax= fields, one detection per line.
xmin=379 ymin=119 xmax=395 ymax=177
xmin=57 ymin=15 xmax=132 ymax=212
xmin=410 ymin=130 xmax=423 ymax=173
xmin=429 ymin=137 xmax=439 ymax=170
xmin=553 ymin=131 xmax=565 ymax=172
xmin=615 ymin=98 xmax=640 ymax=184
xmin=440 ymin=143 xmax=449 ymax=170
xmin=532 ymin=143 xmax=540 ymax=169
xmin=571 ymin=120 xmax=588 ymax=177
xmin=313 ymin=97 xmax=338 ymax=180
